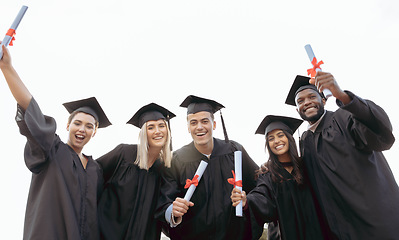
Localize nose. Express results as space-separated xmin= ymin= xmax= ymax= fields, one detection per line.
xmin=78 ymin=125 xmax=86 ymax=132
xmin=197 ymin=122 xmax=204 ymax=130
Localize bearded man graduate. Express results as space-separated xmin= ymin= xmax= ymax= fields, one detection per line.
xmin=156 ymin=95 xmax=259 ymax=240
xmin=286 ymin=72 xmax=399 ymax=239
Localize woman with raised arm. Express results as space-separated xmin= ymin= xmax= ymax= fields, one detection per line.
xmin=0 ymin=44 xmax=111 ymax=240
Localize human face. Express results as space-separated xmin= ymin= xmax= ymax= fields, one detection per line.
xmin=267 ymin=129 xmax=289 ymax=156
xmin=295 ymin=88 xmax=326 ymax=124
xmin=187 ymin=111 xmax=215 ymax=150
xmin=146 ymin=119 xmax=168 ymax=149
xmin=66 ymin=112 xmax=97 ymax=153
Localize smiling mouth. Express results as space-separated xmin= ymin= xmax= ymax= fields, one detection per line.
xmin=275 ymin=144 xmax=285 ymax=150
xmin=196 ymin=132 xmax=206 ymax=137
xmin=75 ymin=134 xmax=85 ymax=142
xmin=304 ymin=106 xmax=317 ymax=113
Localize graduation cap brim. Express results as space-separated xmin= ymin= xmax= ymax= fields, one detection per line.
xmin=285 ymin=75 xmax=325 ymax=106
xmin=127 ymin=103 xmax=176 ymax=128
xmin=180 ymin=95 xmax=224 ymax=114
xmin=255 ymin=115 xmax=303 ymax=135
xmin=63 ymin=97 xmax=112 ymax=128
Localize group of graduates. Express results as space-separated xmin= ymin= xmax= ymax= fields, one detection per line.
xmin=1 ymin=41 xmax=399 ymax=240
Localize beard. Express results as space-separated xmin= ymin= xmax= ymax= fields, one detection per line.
xmin=298 ymin=104 xmax=325 ymax=123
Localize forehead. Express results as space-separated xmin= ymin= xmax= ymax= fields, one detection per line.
xmin=146 ymin=119 xmax=166 ymax=126
xmin=71 ymin=112 xmax=96 ymax=124
xmin=295 ymin=88 xmax=320 ymax=99
xmin=266 ymin=129 xmax=284 ymax=137
xmin=187 ymin=111 xmax=212 ymax=121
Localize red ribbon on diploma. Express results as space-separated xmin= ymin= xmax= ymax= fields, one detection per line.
xmin=6 ymin=28 xmax=16 ymax=46
xmin=228 ymin=170 xmax=242 ymax=188
xmin=307 ymin=57 xmax=324 ymax=78
xmin=184 ymin=174 xmax=199 ymax=189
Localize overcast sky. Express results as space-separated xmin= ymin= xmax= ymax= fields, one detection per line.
xmin=1 ymin=0 xmax=398 ymax=238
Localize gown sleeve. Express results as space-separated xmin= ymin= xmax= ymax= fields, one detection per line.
xmin=246 ymin=173 xmax=278 ymax=240
xmin=337 ymin=91 xmax=395 ymax=151
xmin=96 ymin=144 xmax=128 ymax=183
xmin=15 ymin=97 xmax=57 ymax=174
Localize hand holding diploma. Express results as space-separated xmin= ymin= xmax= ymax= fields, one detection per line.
xmin=171 ymin=160 xmax=208 ymax=221
xmin=228 ymin=151 xmax=243 ymax=216
xmin=0 ymin=5 xmax=28 ymax=59
xmin=304 ymin=44 xmax=333 ymax=98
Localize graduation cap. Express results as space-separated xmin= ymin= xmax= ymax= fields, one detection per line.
xmin=285 ymin=75 xmax=325 ymax=106
xmin=127 ymin=103 xmax=176 ymax=128
xmin=180 ymin=95 xmax=229 ymax=142
xmin=180 ymin=95 xmax=225 ymax=114
xmin=255 ymin=115 xmax=303 ymax=136
xmin=63 ymin=97 xmax=112 ymax=128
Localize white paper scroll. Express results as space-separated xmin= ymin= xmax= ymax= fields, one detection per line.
xmin=183 ymin=160 xmax=208 ymax=202
xmin=234 ymin=151 xmax=243 ymax=217
xmin=304 ymin=44 xmax=333 ymax=98
xmin=0 ymin=5 xmax=28 ymax=59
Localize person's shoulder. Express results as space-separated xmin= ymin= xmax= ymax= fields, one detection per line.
xmin=172 ymin=142 xmax=200 ymax=163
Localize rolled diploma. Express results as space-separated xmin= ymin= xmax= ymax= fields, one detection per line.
xmin=304 ymin=44 xmax=333 ymax=98
xmin=235 ymin=151 xmax=243 ymax=217
xmin=0 ymin=5 xmax=29 ymax=59
xmin=183 ymin=160 xmax=208 ymax=202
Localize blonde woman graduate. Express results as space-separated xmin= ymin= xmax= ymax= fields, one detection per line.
xmin=0 ymin=45 xmax=111 ymax=240
xmin=96 ymin=103 xmax=175 ymax=240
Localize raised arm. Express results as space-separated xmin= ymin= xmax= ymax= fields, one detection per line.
xmin=0 ymin=44 xmax=32 ymax=110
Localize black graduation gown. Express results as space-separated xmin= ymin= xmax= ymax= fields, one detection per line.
xmin=96 ymin=144 xmax=165 ymax=240
xmin=246 ymin=170 xmax=324 ymax=240
xmin=155 ymin=138 xmax=259 ymax=240
xmin=16 ymin=98 xmax=102 ymax=240
xmin=301 ymin=91 xmax=399 ymax=239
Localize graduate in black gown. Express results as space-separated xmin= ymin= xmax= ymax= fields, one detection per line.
xmin=285 ymin=73 xmax=399 ymax=239
xmin=231 ymin=115 xmax=326 ymax=240
xmin=155 ymin=95 xmax=259 ymax=240
xmin=96 ymin=103 xmax=175 ymax=240
xmin=0 ymin=45 xmax=111 ymax=240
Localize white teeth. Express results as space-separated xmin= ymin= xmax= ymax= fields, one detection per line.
xmin=276 ymin=145 xmax=284 ymax=150
xmin=154 ymin=137 xmax=162 ymax=140
xmin=76 ymin=135 xmax=84 ymax=139
xmin=197 ymin=133 xmax=205 ymax=136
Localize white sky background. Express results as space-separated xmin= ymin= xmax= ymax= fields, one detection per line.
xmin=0 ymin=0 xmax=398 ymax=238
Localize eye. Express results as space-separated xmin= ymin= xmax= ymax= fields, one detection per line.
xmin=267 ymin=137 xmax=274 ymax=142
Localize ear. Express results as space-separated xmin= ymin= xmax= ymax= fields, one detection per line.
xmin=66 ymin=123 xmax=70 ymax=131
xmin=322 ymin=98 xmax=327 ymax=106
xmin=213 ymin=120 xmax=216 ymax=130
xmin=92 ymin=128 xmax=97 ymax=138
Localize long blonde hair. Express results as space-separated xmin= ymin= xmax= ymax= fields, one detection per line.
xmin=135 ymin=120 xmax=172 ymax=170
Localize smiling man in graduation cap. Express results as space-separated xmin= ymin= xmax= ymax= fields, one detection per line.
xmin=155 ymin=95 xmax=259 ymax=240
xmin=286 ymin=72 xmax=399 ymax=239
xmin=0 ymin=44 xmax=111 ymax=240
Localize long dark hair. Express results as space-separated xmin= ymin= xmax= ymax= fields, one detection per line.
xmin=257 ymin=129 xmax=304 ymax=185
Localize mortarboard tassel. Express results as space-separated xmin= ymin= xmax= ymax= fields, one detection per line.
xmin=220 ymin=110 xmax=229 ymax=143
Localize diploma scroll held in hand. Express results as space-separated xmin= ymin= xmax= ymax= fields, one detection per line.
xmin=228 ymin=151 xmax=243 ymax=217
xmin=0 ymin=5 xmax=28 ymax=59
xmin=184 ymin=160 xmax=208 ymax=202
xmin=304 ymin=44 xmax=333 ymax=98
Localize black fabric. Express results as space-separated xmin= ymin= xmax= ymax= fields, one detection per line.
xmin=155 ymin=138 xmax=259 ymax=240
xmin=245 ymin=170 xmax=325 ymax=240
xmin=96 ymin=144 xmax=166 ymax=240
xmin=300 ymin=91 xmax=399 ymax=239
xmin=16 ymin=98 xmax=102 ymax=240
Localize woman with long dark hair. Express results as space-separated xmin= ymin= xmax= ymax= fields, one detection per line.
xmin=231 ymin=115 xmax=328 ymax=240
